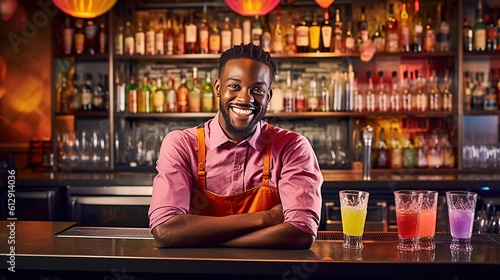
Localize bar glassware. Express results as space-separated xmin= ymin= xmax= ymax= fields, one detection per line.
xmin=394 ymin=190 xmax=423 ymax=251
xmin=446 ymin=191 xmax=477 ymax=252
xmin=418 ymin=190 xmax=438 ymax=250
xmin=339 ymin=190 xmax=370 ymax=249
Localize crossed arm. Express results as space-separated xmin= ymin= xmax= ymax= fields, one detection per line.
xmin=152 ymin=204 xmax=314 ymax=249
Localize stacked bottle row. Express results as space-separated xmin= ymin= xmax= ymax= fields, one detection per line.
xmin=463 ymin=69 xmax=500 ymax=111
xmin=55 ymin=16 xmax=108 ymax=56
xmin=353 ymin=124 xmax=455 ymax=170
xmin=463 ymin=0 xmax=500 ymax=52
xmin=115 ymin=66 xmax=218 ymax=113
xmin=268 ymin=67 xmax=453 ymax=114
xmin=55 ymin=72 xmax=109 ymax=113
xmin=110 ymin=0 xmax=455 ymax=56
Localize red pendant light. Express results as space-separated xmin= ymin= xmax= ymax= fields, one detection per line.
xmin=224 ymin=0 xmax=281 ymax=16
xmin=52 ymin=0 xmax=117 ymax=18
xmin=314 ymin=0 xmax=335 ymax=9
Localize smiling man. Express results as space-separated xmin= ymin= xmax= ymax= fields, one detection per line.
xmin=149 ymin=43 xmax=323 ymax=249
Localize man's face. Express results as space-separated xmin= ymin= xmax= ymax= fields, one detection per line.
xmin=215 ymin=58 xmax=272 ymax=142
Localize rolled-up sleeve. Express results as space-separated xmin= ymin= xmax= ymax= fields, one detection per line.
xmin=148 ymin=130 xmax=196 ymax=230
xmin=274 ymin=132 xmax=323 ymax=237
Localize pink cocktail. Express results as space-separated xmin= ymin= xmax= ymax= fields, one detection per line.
xmin=449 ymin=209 xmax=474 ymax=238
xmin=418 ymin=209 xmax=437 ymax=237
xmin=418 ymin=191 xmax=438 ymax=250
xmin=446 ymin=191 xmax=477 ymax=252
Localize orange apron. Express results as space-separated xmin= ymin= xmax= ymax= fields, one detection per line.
xmin=189 ymin=124 xmax=281 ymax=216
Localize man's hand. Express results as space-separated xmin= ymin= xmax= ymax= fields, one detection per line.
xmin=265 ymin=204 xmax=284 ymax=226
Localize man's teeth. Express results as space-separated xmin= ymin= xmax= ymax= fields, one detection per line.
xmin=232 ymin=107 xmax=253 ymax=115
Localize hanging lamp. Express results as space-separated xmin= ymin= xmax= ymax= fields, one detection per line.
xmin=224 ymin=0 xmax=281 ymax=16
xmin=52 ymin=0 xmax=117 ymax=18
xmin=314 ymin=0 xmax=335 ymax=9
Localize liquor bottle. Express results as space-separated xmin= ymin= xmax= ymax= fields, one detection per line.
xmin=351 ymin=119 xmax=363 ymax=167
xmin=115 ymin=63 xmax=126 ymax=113
xmin=284 ymin=71 xmax=294 ymax=112
xmin=74 ymin=19 xmax=85 ymax=54
xmin=155 ymin=16 xmax=165 ymax=55
xmin=251 ymin=15 xmax=263 ymax=46
xmin=441 ymin=70 xmax=453 ymax=111
xmin=63 ymin=17 xmax=73 ymax=55
xmin=273 ymin=9 xmax=284 ymax=54
xmin=96 ymin=17 xmax=106 ymax=54
xmin=333 ymin=9 xmax=343 ymax=53
xmin=232 ymin=18 xmax=243 ymax=47
xmin=295 ymin=12 xmax=309 ymax=53
xmin=376 ymin=128 xmax=388 ymax=168
xmin=385 ymin=3 xmax=399 ymax=53
xmin=146 ymin=19 xmax=155 ymax=55
xmin=56 ymin=73 xmax=68 ymax=113
xmin=463 ymin=71 xmax=472 ymax=111
xmin=115 ymin=15 xmax=124 ymax=55
xmin=401 ymin=132 xmax=416 ymax=169
xmin=295 ymin=74 xmax=306 ymax=112
xmin=135 ymin=18 xmax=145 ymax=55
xmin=309 ymin=11 xmax=321 ymax=53
xmin=261 ymin=15 xmax=272 ymax=53
xmin=415 ymin=133 xmax=428 ymax=168
xmin=463 ymin=16 xmax=473 ymax=52
xmin=423 ymin=13 xmax=436 ymax=52
xmin=202 ymin=71 xmax=214 ymax=112
xmin=390 ymin=71 xmax=400 ymax=111
xmin=412 ymin=0 xmax=423 ymax=53
xmin=358 ymin=6 xmax=368 ymax=43
xmin=93 ymin=74 xmax=105 ymax=111
xmin=126 ymin=76 xmax=137 ymax=113
xmin=427 ymin=131 xmax=443 ymax=169
xmin=474 ymin=0 xmax=486 ymax=51
xmin=353 ymin=73 xmax=363 ymax=112
xmin=221 ymin=16 xmax=232 ymax=52
xmin=174 ymin=16 xmax=185 ymax=54
xmin=152 ymin=78 xmax=165 ymax=113
xmin=377 ymin=71 xmax=388 ymax=112
xmin=85 ymin=19 xmax=98 ymax=55
xmin=138 ymin=75 xmax=151 ymax=113
xmin=199 ymin=4 xmax=209 ymax=54
xmin=165 ymin=71 xmax=176 ymax=112
xmin=389 ymin=128 xmax=403 ymax=169
xmin=497 ymin=18 xmax=500 ymax=51
xmin=484 ymin=71 xmax=497 ymax=110
xmin=185 ymin=10 xmax=197 ymax=54
xmin=165 ymin=18 xmax=174 ymax=55
xmin=486 ymin=14 xmax=497 ymax=51
xmin=320 ymin=76 xmax=330 ymax=112
xmin=472 ymin=72 xmax=484 ymax=110
xmin=268 ymin=74 xmax=284 ymax=113
xmin=285 ymin=9 xmax=296 ymax=54
xmin=243 ymin=18 xmax=252 ymax=44
xmin=416 ymin=70 xmax=428 ymax=111
xmin=209 ymin=19 xmax=221 ymax=54
xmin=124 ymin=19 xmax=134 ymax=55
xmin=308 ymin=78 xmax=319 ymax=111
xmin=177 ymin=71 xmax=189 ymax=112
xmin=436 ymin=3 xmax=450 ymax=52
xmin=372 ymin=23 xmax=385 ymax=52
xmin=81 ymin=73 xmax=93 ymax=111
xmin=365 ymin=71 xmax=375 ymax=112
xmin=344 ymin=22 xmax=355 ymax=53
xmin=321 ymin=9 xmax=332 ymax=52
xmin=402 ymin=71 xmax=412 ymax=111
xmin=400 ymin=0 xmax=410 ymax=53
xmin=189 ymin=67 xmax=201 ymax=113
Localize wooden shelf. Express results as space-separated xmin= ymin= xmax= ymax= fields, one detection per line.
xmin=463 ymin=110 xmax=500 ymax=116
xmin=54 ymin=53 xmax=109 ymax=62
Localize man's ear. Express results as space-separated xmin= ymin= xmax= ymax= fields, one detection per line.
xmin=214 ymin=78 xmax=221 ymax=96
xmin=268 ymin=88 xmax=273 ymax=100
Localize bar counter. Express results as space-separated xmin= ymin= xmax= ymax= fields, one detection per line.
xmin=1 ymin=221 xmax=499 ymax=279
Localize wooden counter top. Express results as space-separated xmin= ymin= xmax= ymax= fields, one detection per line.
xmin=1 ymin=221 xmax=499 ymax=279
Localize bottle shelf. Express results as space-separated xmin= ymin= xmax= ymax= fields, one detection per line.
xmin=54 ymin=53 xmax=109 ymax=62
xmin=56 ymin=111 xmax=109 ymax=118
xmin=463 ymin=51 xmax=500 ymax=57
xmin=463 ymin=110 xmax=500 ymax=116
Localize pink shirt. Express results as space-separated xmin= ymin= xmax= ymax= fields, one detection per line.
xmin=148 ymin=113 xmax=323 ymax=237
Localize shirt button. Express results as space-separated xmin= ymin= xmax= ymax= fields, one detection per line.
xmin=235 ymin=164 xmax=241 ymax=170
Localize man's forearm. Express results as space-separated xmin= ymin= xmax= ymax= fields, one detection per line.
xmin=218 ymin=223 xmax=315 ymax=249
xmin=152 ymin=208 xmax=282 ymax=247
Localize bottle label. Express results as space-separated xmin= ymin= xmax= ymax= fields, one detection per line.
xmin=74 ymin=34 xmax=84 ymax=53
xmin=115 ymin=34 xmax=123 ymax=55
xmin=232 ymin=28 xmax=243 ymax=46
xmin=309 ymin=26 xmax=320 ymax=49
xmin=199 ymin=29 xmax=209 ymax=51
xmin=146 ymin=30 xmax=155 ymax=55
xmin=261 ymin=32 xmax=271 ymax=52
xmin=185 ymin=25 xmax=197 ymax=43
xmin=63 ymin=28 xmax=73 ymax=54
xmin=135 ymin=32 xmax=145 ymax=55
xmin=321 ymin=26 xmax=332 ymax=48
xmin=155 ymin=33 xmax=164 ymax=55
xmin=153 ymin=90 xmax=165 ymax=109
xmin=252 ymin=28 xmax=262 ymax=46
xmin=124 ymin=36 xmax=134 ymax=54
xmin=273 ymin=34 xmax=283 ymax=53
xmin=474 ymin=29 xmax=486 ymax=49
xmin=209 ymin=35 xmax=221 ymax=53
xmin=221 ymin=30 xmax=232 ymax=51
xmin=296 ymin=26 xmax=309 ymax=46
xmin=386 ymin=32 xmax=399 ymax=52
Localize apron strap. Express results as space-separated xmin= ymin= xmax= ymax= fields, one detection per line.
xmin=196 ymin=126 xmax=206 ymax=190
xmin=262 ymin=124 xmax=274 ymax=187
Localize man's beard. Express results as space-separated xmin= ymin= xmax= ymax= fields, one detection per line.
xmin=219 ymin=101 xmax=267 ymax=140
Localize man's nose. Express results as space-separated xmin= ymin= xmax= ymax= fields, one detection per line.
xmin=236 ymin=88 xmax=254 ymax=104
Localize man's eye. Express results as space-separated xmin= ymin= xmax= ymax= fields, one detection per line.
xmin=252 ymin=88 xmax=266 ymax=95
xmin=228 ymin=84 xmax=240 ymax=90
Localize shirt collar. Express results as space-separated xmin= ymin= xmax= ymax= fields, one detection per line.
xmin=206 ymin=112 xmax=267 ymax=151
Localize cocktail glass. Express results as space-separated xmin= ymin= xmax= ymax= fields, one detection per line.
xmin=446 ymin=191 xmax=477 ymax=252
xmin=418 ymin=190 xmax=438 ymax=250
xmin=339 ymin=190 xmax=370 ymax=249
xmin=394 ymin=190 xmax=423 ymax=251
